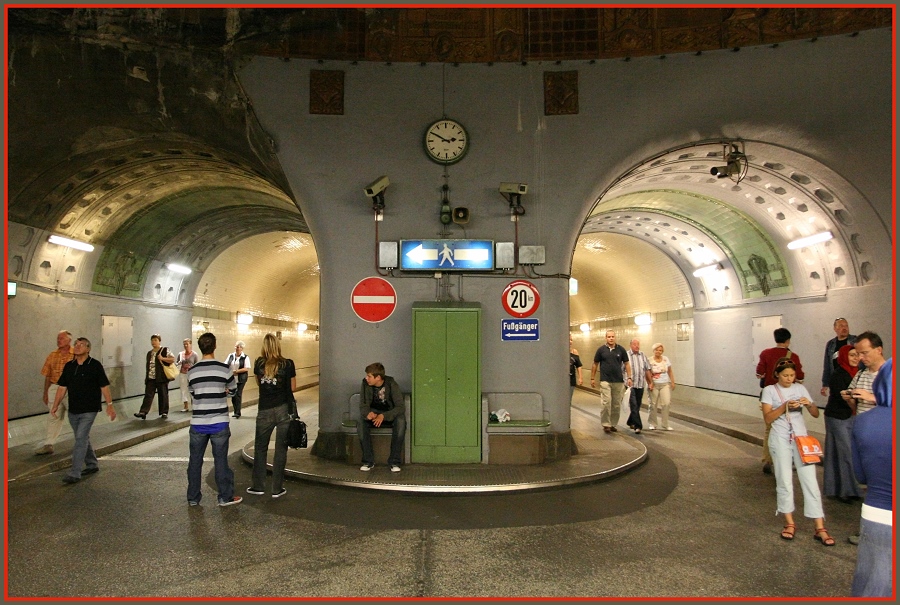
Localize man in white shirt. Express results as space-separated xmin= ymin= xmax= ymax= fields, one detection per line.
xmin=225 ymin=341 xmax=251 ymax=418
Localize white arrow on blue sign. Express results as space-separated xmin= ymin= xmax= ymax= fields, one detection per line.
xmin=400 ymin=239 xmax=494 ymax=271
xmin=501 ymin=318 xmax=539 ymax=341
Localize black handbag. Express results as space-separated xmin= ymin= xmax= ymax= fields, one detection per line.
xmin=286 ymin=416 xmax=307 ymax=449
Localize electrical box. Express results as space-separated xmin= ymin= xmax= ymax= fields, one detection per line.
xmin=495 ymin=242 xmax=515 ymax=269
xmin=518 ymin=245 xmax=546 ymax=265
xmin=379 ymin=241 xmax=398 ymax=269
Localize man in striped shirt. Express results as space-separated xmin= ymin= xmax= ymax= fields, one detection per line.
xmin=186 ymin=332 xmax=242 ymax=507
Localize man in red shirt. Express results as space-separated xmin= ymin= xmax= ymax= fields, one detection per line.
xmin=755 ymin=327 xmax=804 ymax=474
xmin=35 ymin=330 xmax=75 ymax=455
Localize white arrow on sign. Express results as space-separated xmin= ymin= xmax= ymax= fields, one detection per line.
xmin=405 ymin=244 xmax=439 ymax=264
xmin=453 ymin=248 xmax=489 ymax=261
xmin=503 ymin=332 xmax=535 ymax=338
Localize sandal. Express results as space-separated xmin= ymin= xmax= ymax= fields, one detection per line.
xmin=780 ymin=524 xmax=796 ymax=540
xmin=814 ymin=528 xmax=835 ymax=546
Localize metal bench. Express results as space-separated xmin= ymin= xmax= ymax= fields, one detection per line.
xmin=483 ymin=393 xmax=551 ymax=464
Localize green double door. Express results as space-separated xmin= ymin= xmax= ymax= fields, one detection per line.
xmin=411 ymin=302 xmax=481 ymax=463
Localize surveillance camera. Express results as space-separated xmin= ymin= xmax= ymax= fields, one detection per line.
xmin=499 ymin=182 xmax=528 ymax=195
xmin=710 ymin=166 xmax=729 ymax=178
xmin=364 ymin=176 xmax=390 ymax=197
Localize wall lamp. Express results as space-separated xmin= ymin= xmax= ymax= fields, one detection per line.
xmin=297 ymin=323 xmax=308 ymax=332
xmin=569 ymin=278 xmax=578 ymax=295
xmin=579 ymin=323 xmax=591 ymax=333
xmin=499 ymin=182 xmax=528 ymax=219
xmin=48 ymin=234 xmax=94 ymax=252
xmin=634 ymin=312 xmax=653 ymax=326
xmin=165 ymin=262 xmax=192 ymax=275
xmin=692 ymin=262 xmax=722 ymax=277
xmin=710 ymin=142 xmax=748 ymax=184
xmin=364 ymin=175 xmax=389 ymax=218
xmin=787 ymin=231 xmax=833 ymax=249
xmin=236 ymin=313 xmax=254 ymax=325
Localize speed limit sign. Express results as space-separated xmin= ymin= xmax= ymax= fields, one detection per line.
xmin=501 ymin=280 xmax=540 ymax=318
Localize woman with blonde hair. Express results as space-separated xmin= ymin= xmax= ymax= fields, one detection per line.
xmin=246 ymin=333 xmax=296 ymax=499
xmin=647 ymin=343 xmax=675 ymax=430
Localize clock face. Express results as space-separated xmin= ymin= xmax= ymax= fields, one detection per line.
xmin=424 ymin=119 xmax=469 ymax=164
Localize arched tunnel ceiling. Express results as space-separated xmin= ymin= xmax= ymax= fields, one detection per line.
xmin=192 ymin=232 xmax=319 ymax=326
xmin=571 ymin=140 xmax=881 ymax=322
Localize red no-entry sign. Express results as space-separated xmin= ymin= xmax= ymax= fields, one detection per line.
xmin=350 ymin=277 xmax=397 ymax=323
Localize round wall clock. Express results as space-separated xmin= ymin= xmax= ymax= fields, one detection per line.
xmin=424 ymin=118 xmax=469 ymax=164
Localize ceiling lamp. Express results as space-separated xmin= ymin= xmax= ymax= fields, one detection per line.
xmin=569 ymin=278 xmax=578 ymax=295
xmin=297 ymin=323 xmax=308 ymax=332
xmin=692 ymin=263 xmax=722 ymax=277
xmin=236 ymin=313 xmax=253 ymax=325
xmin=579 ymin=323 xmax=590 ymax=333
xmin=710 ymin=142 xmax=749 ymax=184
xmin=787 ymin=231 xmax=833 ymax=250
xmin=166 ymin=263 xmax=192 ymax=275
xmin=634 ymin=313 xmax=653 ymax=326
xmin=48 ymin=234 xmax=94 ymax=252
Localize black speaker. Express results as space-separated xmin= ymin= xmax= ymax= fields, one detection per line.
xmin=452 ymin=207 xmax=470 ymax=224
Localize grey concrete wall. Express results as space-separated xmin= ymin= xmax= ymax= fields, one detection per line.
xmin=237 ymin=30 xmax=893 ymax=435
xmin=7 ymin=284 xmax=191 ymax=419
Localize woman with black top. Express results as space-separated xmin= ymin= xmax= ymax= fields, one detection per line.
xmin=246 ymin=333 xmax=296 ymax=499
xmin=823 ymin=344 xmax=862 ymax=502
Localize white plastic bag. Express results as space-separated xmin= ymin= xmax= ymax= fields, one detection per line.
xmin=621 ymin=387 xmax=632 ymax=408
xmin=493 ymin=408 xmax=511 ymax=423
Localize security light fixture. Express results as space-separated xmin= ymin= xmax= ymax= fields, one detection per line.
xmin=710 ymin=142 xmax=748 ymax=184
xmin=787 ymin=231 xmax=833 ymax=249
xmin=693 ymin=263 xmax=722 ymax=277
xmin=48 ymin=234 xmax=94 ymax=252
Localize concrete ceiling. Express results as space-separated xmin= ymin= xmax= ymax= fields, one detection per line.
xmin=5 ymin=8 xmax=891 ymax=328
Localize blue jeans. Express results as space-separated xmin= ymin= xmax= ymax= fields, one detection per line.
xmin=187 ymin=426 xmax=234 ymax=504
xmin=251 ymin=404 xmax=291 ymax=493
xmin=66 ymin=412 xmax=98 ymax=479
xmin=359 ymin=415 xmax=405 ymax=466
xmin=626 ymin=387 xmax=644 ymax=430
xmin=851 ymin=516 xmax=893 ymax=596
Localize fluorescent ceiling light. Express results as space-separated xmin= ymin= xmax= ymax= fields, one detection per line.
xmin=166 ymin=263 xmax=192 ymax=275
xmin=569 ymin=278 xmax=578 ymax=295
xmin=692 ymin=263 xmax=721 ymax=277
xmin=48 ymin=235 xmax=94 ymax=252
xmin=579 ymin=323 xmax=590 ymax=333
xmin=787 ymin=231 xmax=833 ymax=250
xmin=236 ymin=313 xmax=253 ymax=325
xmin=8 ymin=282 xmax=17 ymax=297
xmin=634 ymin=313 xmax=653 ymax=326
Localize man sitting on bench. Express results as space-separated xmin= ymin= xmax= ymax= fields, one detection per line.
xmin=359 ymin=362 xmax=406 ymax=473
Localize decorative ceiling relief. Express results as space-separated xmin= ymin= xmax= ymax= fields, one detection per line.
xmin=544 ymin=71 xmax=578 ymax=116
xmin=309 ymin=69 xmax=344 ymax=115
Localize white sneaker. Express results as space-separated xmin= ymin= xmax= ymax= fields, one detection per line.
xmin=360 ymin=463 xmax=374 ymax=471
xmin=390 ymin=465 xmax=401 ymax=473
xmin=647 ymin=425 xmax=656 ymax=430
xmin=665 ymin=427 xmax=674 ymax=431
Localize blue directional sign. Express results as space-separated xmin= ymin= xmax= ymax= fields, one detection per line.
xmin=400 ymin=239 xmax=494 ymax=271
xmin=501 ymin=318 xmax=540 ymax=341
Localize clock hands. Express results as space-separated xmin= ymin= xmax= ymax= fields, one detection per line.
xmin=430 ymin=132 xmax=457 ymax=144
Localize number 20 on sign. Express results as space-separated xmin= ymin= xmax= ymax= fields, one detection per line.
xmin=501 ymin=280 xmax=540 ymax=318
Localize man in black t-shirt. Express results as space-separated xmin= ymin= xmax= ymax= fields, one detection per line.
xmin=51 ymin=337 xmax=116 ymax=484
xmin=589 ymin=330 xmax=631 ymax=433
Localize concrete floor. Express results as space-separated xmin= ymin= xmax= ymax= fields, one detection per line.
xmin=5 ymin=388 xmax=864 ymax=598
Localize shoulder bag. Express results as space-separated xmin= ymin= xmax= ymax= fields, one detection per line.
xmin=775 ymin=385 xmax=823 ymax=464
xmin=161 ymin=348 xmax=178 ymax=381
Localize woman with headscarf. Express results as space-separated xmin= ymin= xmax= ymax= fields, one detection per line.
xmin=822 ymin=344 xmax=862 ymax=502
xmin=850 ymin=357 xmax=892 ymax=596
